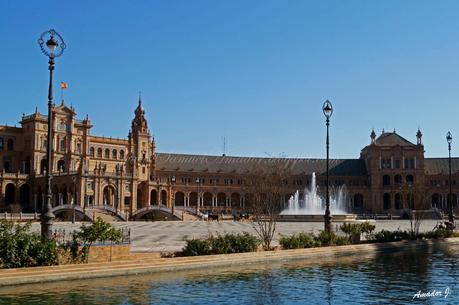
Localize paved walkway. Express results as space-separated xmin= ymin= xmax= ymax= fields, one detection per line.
xmin=31 ymin=219 xmax=441 ymax=252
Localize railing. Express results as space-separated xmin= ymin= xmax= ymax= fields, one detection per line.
xmin=52 ymin=227 xmax=131 ymax=245
xmin=1 ymin=212 xmax=40 ymax=221
xmin=86 ymin=204 xmax=126 ymax=220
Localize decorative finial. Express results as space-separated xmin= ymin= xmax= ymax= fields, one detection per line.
xmin=382 ymin=128 xmax=385 ymax=134
xmin=138 ymin=91 xmax=142 ymax=106
xmin=393 ymin=128 xmax=396 ymax=133
xmin=370 ymin=128 xmax=376 ymax=144
xmin=416 ymin=127 xmax=423 ymax=145
xmin=35 ymin=106 xmax=38 ymax=114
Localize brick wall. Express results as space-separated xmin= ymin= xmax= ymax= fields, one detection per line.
xmin=87 ymin=243 xmax=131 ymax=263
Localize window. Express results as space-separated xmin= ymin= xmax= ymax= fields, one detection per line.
xmin=112 ymin=149 xmax=117 ymax=159
xmin=383 ymin=193 xmax=391 ymax=210
xmin=0 ymin=138 xmax=3 ymax=150
xmin=97 ymin=148 xmax=102 ymax=158
xmin=7 ymin=139 xmax=14 ymax=151
xmin=57 ymin=120 xmax=67 ymax=132
xmin=394 ymin=175 xmax=402 ymax=185
xmin=120 ymin=150 xmax=125 ymax=160
xmin=89 ymin=147 xmax=95 ymax=156
xmin=60 ymin=139 xmax=65 ymax=152
xmin=76 ymin=143 xmax=82 ymax=154
xmin=383 ymin=175 xmax=391 ymax=186
xmin=380 ymin=158 xmax=391 ymax=169
xmin=395 ymin=160 xmax=400 ymax=169
xmin=404 ymin=158 xmax=415 ymax=169
xmin=406 ymin=175 xmax=414 ymax=185
xmin=57 ymin=160 xmax=65 ymax=172
xmin=105 ymin=149 xmax=110 ymax=159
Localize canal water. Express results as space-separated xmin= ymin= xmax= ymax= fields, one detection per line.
xmin=0 ymin=244 xmax=458 ymax=305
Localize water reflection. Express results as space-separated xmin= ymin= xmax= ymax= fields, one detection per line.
xmin=0 ymin=244 xmax=458 ymax=305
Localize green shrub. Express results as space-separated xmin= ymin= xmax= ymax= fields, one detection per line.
xmin=359 ymin=221 xmax=376 ymax=234
xmin=0 ymin=220 xmax=58 ymax=268
xmin=369 ymin=230 xmax=411 ymax=242
xmin=183 ymin=239 xmax=211 ymax=256
xmin=183 ymin=233 xmax=259 ymax=256
xmin=214 ymin=232 xmax=259 ymax=253
xmin=340 ymin=221 xmax=376 ymax=244
xmin=315 ymin=231 xmax=350 ymax=246
xmin=279 ymin=233 xmax=320 ymax=249
xmin=72 ymin=217 xmax=123 ymax=262
xmin=341 ymin=222 xmax=375 ymax=235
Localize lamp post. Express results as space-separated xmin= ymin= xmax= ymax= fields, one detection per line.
xmin=38 ymin=29 xmax=66 ymax=239
xmin=322 ymin=100 xmax=333 ymax=233
xmin=196 ymin=178 xmax=201 ymax=214
xmin=446 ymin=131 xmax=455 ymax=226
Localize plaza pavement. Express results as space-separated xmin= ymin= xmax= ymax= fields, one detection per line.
xmin=31 ymin=219 xmax=442 ymax=252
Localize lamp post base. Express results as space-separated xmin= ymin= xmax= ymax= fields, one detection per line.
xmin=324 ymin=214 xmax=333 ymax=232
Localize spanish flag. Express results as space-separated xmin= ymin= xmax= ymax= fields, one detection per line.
xmin=61 ymin=82 xmax=68 ymax=89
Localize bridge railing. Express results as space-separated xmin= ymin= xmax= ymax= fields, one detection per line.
xmin=86 ymin=204 xmax=126 ymax=220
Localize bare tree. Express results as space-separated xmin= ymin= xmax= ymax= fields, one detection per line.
xmin=409 ymin=209 xmax=425 ymax=238
xmin=244 ymin=161 xmax=292 ymax=250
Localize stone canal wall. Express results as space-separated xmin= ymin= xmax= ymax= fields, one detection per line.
xmin=0 ymin=237 xmax=458 ymax=287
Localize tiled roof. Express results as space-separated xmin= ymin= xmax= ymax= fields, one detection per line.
xmin=425 ymin=158 xmax=459 ymax=175
xmin=155 ymin=153 xmax=368 ymax=176
xmin=374 ymin=132 xmax=415 ymax=146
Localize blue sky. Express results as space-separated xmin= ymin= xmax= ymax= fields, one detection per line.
xmin=1 ymin=1 xmax=459 ymax=158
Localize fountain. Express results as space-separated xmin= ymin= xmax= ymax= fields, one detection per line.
xmin=279 ymin=172 xmax=357 ymax=222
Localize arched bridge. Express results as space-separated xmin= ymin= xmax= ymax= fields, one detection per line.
xmin=50 ymin=204 xmax=94 ymax=222
xmin=130 ymin=205 xmax=184 ymax=220
xmin=86 ymin=204 xmax=127 ymax=221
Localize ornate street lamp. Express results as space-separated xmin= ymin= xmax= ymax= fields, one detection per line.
xmin=38 ymin=29 xmax=66 ymax=239
xmin=446 ymin=131 xmax=455 ymax=226
xmin=322 ymin=100 xmax=333 ymax=233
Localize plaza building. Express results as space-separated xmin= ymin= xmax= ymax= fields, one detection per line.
xmin=0 ymin=98 xmax=458 ymax=220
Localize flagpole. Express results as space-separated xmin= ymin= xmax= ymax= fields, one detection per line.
xmin=61 ymin=85 xmax=64 ymax=103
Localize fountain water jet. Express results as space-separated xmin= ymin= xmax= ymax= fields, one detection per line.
xmin=279 ymin=172 xmax=356 ymax=221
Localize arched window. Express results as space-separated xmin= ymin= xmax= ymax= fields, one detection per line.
xmin=353 ymin=194 xmax=364 ymax=212
xmin=112 ymin=149 xmax=117 ymax=160
xmin=383 ymin=175 xmax=391 ymax=186
xmin=5 ymin=183 xmax=15 ymax=204
xmin=105 ymin=149 xmax=110 ymax=159
xmin=24 ymin=156 xmax=31 ymax=174
xmin=97 ymin=148 xmax=102 ymax=158
xmin=120 ymin=150 xmax=125 ymax=160
xmin=395 ymin=193 xmax=403 ymax=209
xmin=431 ymin=193 xmax=442 ymax=209
xmin=406 ymin=175 xmax=414 ymax=185
xmin=40 ymin=159 xmax=47 ymax=175
xmin=89 ymin=147 xmax=95 ymax=157
xmin=7 ymin=139 xmax=14 ymax=151
xmin=60 ymin=139 xmax=65 ymax=152
xmin=57 ymin=160 xmax=65 ymax=172
xmin=383 ymin=193 xmax=391 ymax=210
xmin=3 ymin=160 xmax=11 ymax=173
xmin=394 ymin=175 xmax=402 ymax=185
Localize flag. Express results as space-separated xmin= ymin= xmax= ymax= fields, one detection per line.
xmin=61 ymin=82 xmax=68 ymax=89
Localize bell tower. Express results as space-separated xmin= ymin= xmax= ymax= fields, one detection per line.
xmin=129 ymin=94 xmax=155 ymax=181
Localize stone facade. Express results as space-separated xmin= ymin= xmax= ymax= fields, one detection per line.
xmin=0 ymin=99 xmax=458 ymax=217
